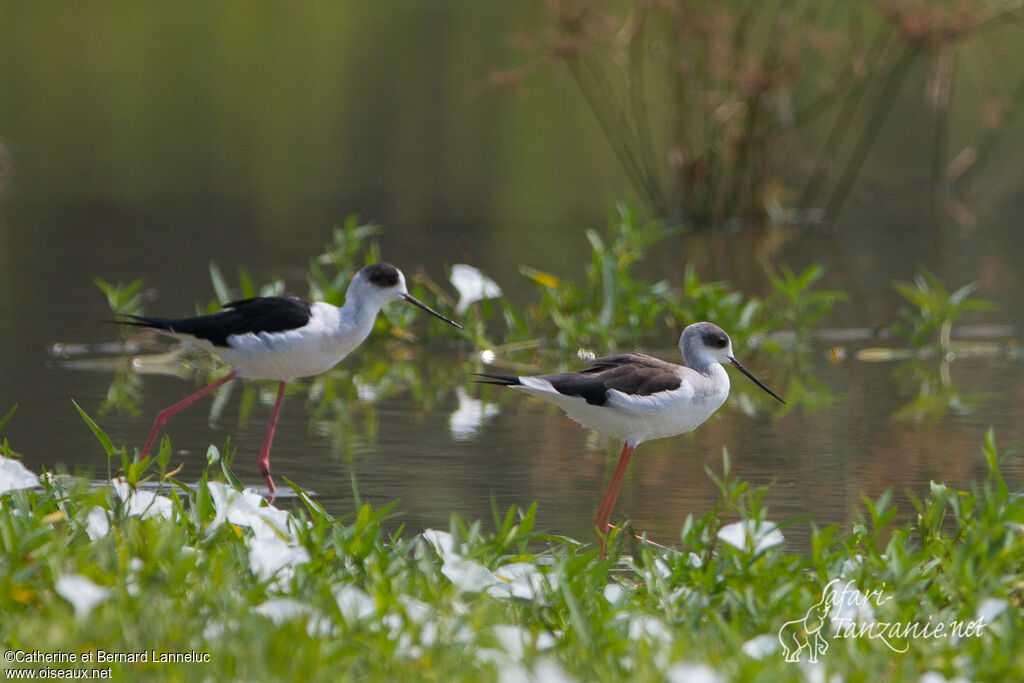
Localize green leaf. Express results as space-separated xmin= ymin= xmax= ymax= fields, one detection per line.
xmin=0 ymin=404 xmax=16 ymax=434
xmin=209 ymin=261 xmax=231 ymax=304
xmin=220 ymin=450 xmax=244 ymax=491
xmin=238 ymin=267 xmax=256 ymax=299
xmin=71 ymin=399 xmax=118 ymax=457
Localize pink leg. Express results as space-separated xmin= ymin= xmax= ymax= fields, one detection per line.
xmin=594 ymin=442 xmax=667 ymax=554
xmin=141 ymin=371 xmax=238 ymax=457
xmin=594 ymin=442 xmax=635 ymax=537
xmin=258 ymin=381 xmax=287 ymax=503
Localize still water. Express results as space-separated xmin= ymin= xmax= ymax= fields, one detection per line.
xmin=3 ymin=4 xmax=1024 ymax=550
xmin=6 ymin=214 xmax=1024 ymax=551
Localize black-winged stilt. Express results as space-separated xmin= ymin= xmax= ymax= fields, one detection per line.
xmin=475 ymin=322 xmax=784 ymax=547
xmin=119 ymin=262 xmax=461 ymax=500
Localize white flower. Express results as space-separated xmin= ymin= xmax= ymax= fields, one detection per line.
xmin=442 ymin=555 xmax=501 ymax=593
xmin=0 ymin=456 xmax=38 ymax=494
xmin=826 ymin=579 xmax=875 ymax=628
xmin=111 ymin=478 xmax=173 ymax=519
xmin=55 ymin=574 xmax=111 ymax=620
xmin=254 ymin=598 xmax=333 ymax=637
xmin=975 ymin=597 xmax=1007 ymax=624
xmin=665 ymin=662 xmax=724 ymax=683
xmin=450 ymin=264 xmax=502 ymax=314
xmin=206 ymin=482 xmax=308 ymax=581
xmin=741 ymin=634 xmax=778 ymax=659
xmin=919 ymin=673 xmax=973 ymax=683
xmin=334 ymin=584 xmax=376 ymax=623
xmin=422 ymin=529 xmax=456 ymax=558
xmin=125 ymin=557 xmax=144 ymax=597
xmin=206 ymin=481 xmax=294 ymax=540
xmin=487 ymin=562 xmax=546 ymax=600
xmin=628 ymin=616 xmax=671 ymax=643
xmin=83 ymin=507 xmax=111 ymax=540
xmin=248 ymin=535 xmax=310 ymax=582
xmin=603 ymin=583 xmax=627 ymax=606
xmin=717 ymin=520 xmax=784 ymax=555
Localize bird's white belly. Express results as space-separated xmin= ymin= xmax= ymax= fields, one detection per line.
xmin=195 ymin=326 xmax=361 ymax=382
xmin=531 ymin=385 xmax=729 ymax=446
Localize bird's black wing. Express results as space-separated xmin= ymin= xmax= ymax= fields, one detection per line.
xmin=120 ymin=296 xmax=313 ymax=347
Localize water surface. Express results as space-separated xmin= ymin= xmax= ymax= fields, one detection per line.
xmin=3 ymin=4 xmax=1024 ymax=550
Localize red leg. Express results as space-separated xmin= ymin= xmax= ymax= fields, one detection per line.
xmin=141 ymin=371 xmax=238 ymax=457
xmin=594 ymin=442 xmax=668 ymax=554
xmin=594 ymin=442 xmax=635 ymax=537
xmin=258 ymin=381 xmax=287 ymax=503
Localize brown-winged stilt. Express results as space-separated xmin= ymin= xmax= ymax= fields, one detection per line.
xmin=475 ymin=322 xmax=784 ymax=548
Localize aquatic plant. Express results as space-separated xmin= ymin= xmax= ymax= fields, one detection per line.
xmin=764 ymin=263 xmax=847 ymax=345
xmin=308 ymin=217 xmax=384 ymax=307
xmin=520 ymin=203 xmax=681 ymax=350
xmin=94 ymin=277 xmax=146 ymax=320
xmin=205 ymin=264 xmax=285 ymax=315
xmin=0 ymin=405 xmax=19 ymax=462
xmin=100 ymin=213 xmax=846 ymax=408
xmin=891 ymin=267 xmax=997 ymax=352
xmin=515 ymin=207 xmax=845 ymax=356
xmin=676 ymin=263 xmax=764 ymax=338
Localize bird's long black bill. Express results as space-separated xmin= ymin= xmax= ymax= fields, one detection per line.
xmin=729 ymin=357 xmax=785 ymax=404
xmin=401 ymin=293 xmax=463 ymax=329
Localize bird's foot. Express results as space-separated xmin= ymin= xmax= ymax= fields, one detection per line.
xmin=263 ymin=471 xmax=276 ymax=505
xmin=599 ymin=523 xmax=669 ymax=556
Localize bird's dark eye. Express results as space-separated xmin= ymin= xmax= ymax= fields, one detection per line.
xmin=714 ymin=336 xmax=728 ymax=348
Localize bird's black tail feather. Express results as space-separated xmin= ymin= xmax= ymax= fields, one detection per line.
xmin=471 ymin=372 xmax=522 ymax=387
xmin=111 ymin=314 xmax=177 ymax=331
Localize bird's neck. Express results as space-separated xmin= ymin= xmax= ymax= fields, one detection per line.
xmin=337 ymin=295 xmax=383 ymax=338
xmin=689 ymin=360 xmax=730 ymax=387
xmin=683 ymin=355 xmax=717 ymax=375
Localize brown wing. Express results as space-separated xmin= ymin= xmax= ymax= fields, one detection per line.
xmin=542 ymin=354 xmax=683 ymax=406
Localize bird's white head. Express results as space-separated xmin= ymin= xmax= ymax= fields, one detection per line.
xmin=350 ymin=263 xmax=462 ymax=329
xmin=679 ymin=322 xmax=785 ymax=403
xmin=350 ymin=262 xmax=411 ymax=306
xmin=679 ymin=322 xmax=734 ymax=368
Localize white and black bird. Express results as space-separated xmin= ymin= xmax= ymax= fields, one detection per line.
xmin=475 ymin=322 xmax=784 ymax=545
xmin=118 ymin=262 xmax=461 ymax=500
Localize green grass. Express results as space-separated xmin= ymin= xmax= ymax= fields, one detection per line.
xmin=1 ymin=411 xmax=1021 ymax=681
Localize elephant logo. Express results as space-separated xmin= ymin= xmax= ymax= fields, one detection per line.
xmin=778 ymin=586 xmax=832 ymax=663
